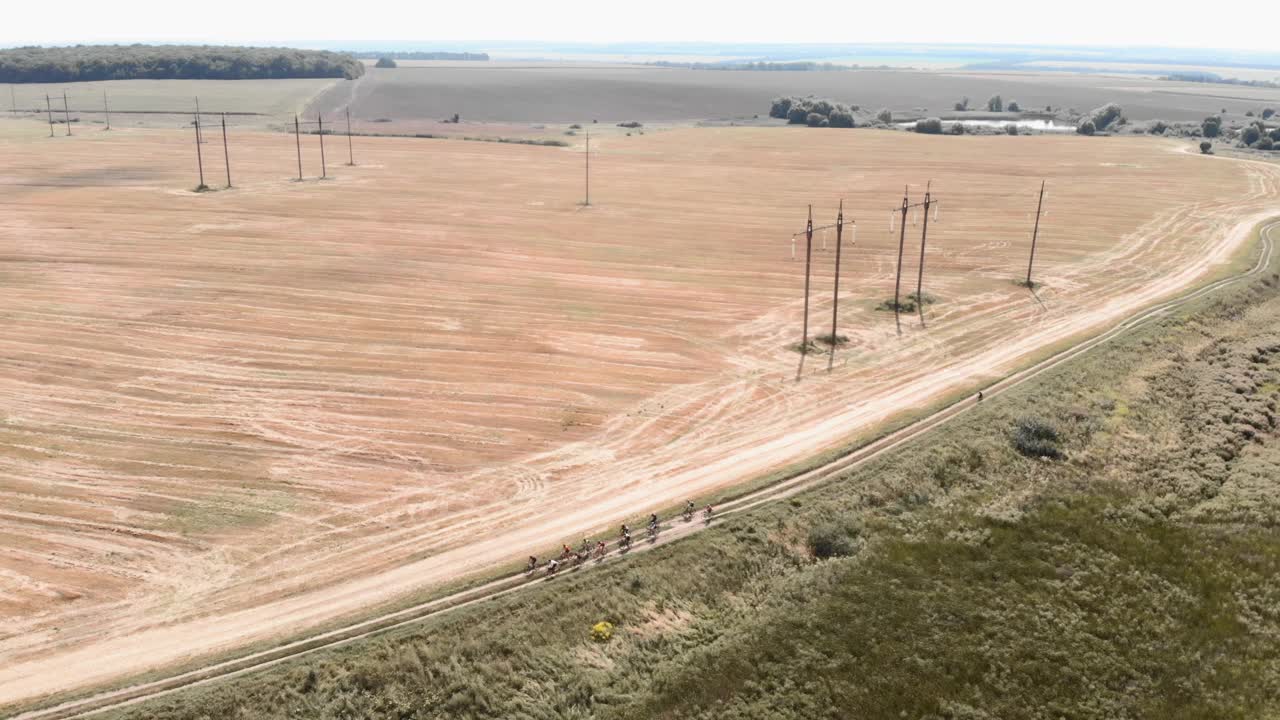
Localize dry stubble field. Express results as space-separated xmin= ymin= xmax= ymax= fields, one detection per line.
xmin=0 ymin=121 xmax=1277 ymax=708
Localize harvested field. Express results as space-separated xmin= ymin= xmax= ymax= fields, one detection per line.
xmin=0 ymin=123 xmax=1277 ymax=708
xmin=308 ymin=64 xmax=1280 ymax=130
xmin=4 ymin=78 xmax=342 ymax=131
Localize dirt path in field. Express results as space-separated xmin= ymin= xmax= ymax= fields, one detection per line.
xmin=1 ymin=127 xmax=1278 ymax=710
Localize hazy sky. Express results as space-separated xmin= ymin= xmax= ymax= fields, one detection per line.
xmin=3 ymin=0 xmax=1277 ymax=52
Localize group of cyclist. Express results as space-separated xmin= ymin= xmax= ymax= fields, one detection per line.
xmin=527 ymin=501 xmax=714 ymax=576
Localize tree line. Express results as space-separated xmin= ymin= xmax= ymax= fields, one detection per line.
xmin=0 ymin=45 xmax=365 ymax=83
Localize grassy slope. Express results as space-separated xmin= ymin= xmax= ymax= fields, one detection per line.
xmin=110 ymin=238 xmax=1280 ymax=719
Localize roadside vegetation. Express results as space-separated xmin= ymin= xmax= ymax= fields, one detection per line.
xmin=90 ymin=220 xmax=1280 ymax=719
xmin=0 ymin=45 xmax=365 ymax=82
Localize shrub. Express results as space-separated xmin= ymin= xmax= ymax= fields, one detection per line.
xmin=1264 ymin=108 xmax=1275 ymax=120
xmin=1148 ymin=119 xmax=1168 ymax=135
xmin=1259 ymin=137 xmax=1275 ymax=151
xmin=1242 ymin=124 xmax=1262 ymax=146
xmin=591 ymin=621 xmax=613 ymax=642
xmin=1007 ymin=100 xmax=1021 ymax=112
xmin=617 ymin=121 xmax=642 ymax=128
xmin=1006 ymin=124 xmax=1018 ymax=135
xmin=951 ymin=122 xmax=966 ymax=135
xmin=1077 ymin=120 xmax=1096 ymax=136
xmin=915 ymin=117 xmax=943 ymax=134
xmin=1200 ymin=140 xmax=1213 ymax=154
xmin=1011 ymin=417 xmax=1063 ymax=459
xmin=809 ymin=99 xmax=835 ymax=117
xmin=1271 ymin=128 xmax=1280 ymax=141
xmin=876 ymin=108 xmax=893 ymax=124
xmin=807 ymin=521 xmax=859 ymax=559
xmin=374 ymin=57 xmax=397 ymax=69
xmin=955 ymin=96 xmax=970 ymax=111
xmin=828 ymin=109 xmax=854 ymax=128
xmin=1089 ymin=103 xmax=1123 ymax=130
xmin=769 ymin=97 xmax=795 ymax=119
xmin=787 ymin=105 xmax=809 ymax=124
xmin=805 ymin=112 xmax=827 ymax=127
xmin=815 ymin=332 xmax=849 ymax=346
xmin=1246 ymin=110 xmax=1255 ymax=117
xmin=569 ymin=123 xmax=581 ymax=129
xmin=986 ymin=95 xmax=1003 ymax=112
xmin=1202 ymin=115 xmax=1222 ymax=138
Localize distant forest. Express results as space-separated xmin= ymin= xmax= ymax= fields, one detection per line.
xmin=1161 ymin=71 xmax=1280 ymax=89
xmin=0 ymin=45 xmax=366 ymax=83
xmin=349 ymin=51 xmax=490 ymax=61
xmin=646 ymin=61 xmax=872 ymax=71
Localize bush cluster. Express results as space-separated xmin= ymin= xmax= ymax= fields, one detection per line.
xmin=1087 ymin=103 xmax=1124 ymax=131
xmin=915 ymin=117 xmax=944 ymax=134
xmin=1011 ymin=417 xmax=1063 ymax=459
xmin=770 ymin=96 xmax=857 ymax=128
xmin=1239 ymin=120 xmax=1279 ymax=150
xmin=807 ymin=520 xmax=860 ymax=559
xmin=374 ymin=57 xmax=396 ymax=68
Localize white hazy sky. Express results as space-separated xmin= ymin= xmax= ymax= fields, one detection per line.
xmin=3 ymin=0 xmax=1277 ymax=51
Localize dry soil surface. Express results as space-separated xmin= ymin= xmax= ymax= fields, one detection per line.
xmin=0 ymin=122 xmax=1276 ymax=708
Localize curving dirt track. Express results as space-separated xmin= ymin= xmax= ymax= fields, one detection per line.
xmin=1 ymin=122 xmax=1278 ymax=711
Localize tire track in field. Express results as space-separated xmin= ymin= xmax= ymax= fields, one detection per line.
xmin=12 ymin=219 xmax=1276 ymax=720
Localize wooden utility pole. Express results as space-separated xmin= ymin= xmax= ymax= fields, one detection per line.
xmin=892 ymin=189 xmax=909 ymax=314
xmin=45 ymin=94 xmax=54 ymax=137
xmin=61 ymin=91 xmax=71 ymax=135
xmin=194 ymin=114 xmax=206 ymax=189
xmin=10 ymin=85 xmax=16 ymax=116
xmin=584 ymin=129 xmax=590 ymax=206
xmin=103 ymin=90 xmax=110 ymax=130
xmin=1026 ymin=180 xmax=1046 ymax=287
xmin=801 ymin=205 xmax=814 ymax=353
xmin=915 ymin=183 xmax=933 ymax=304
xmin=317 ymin=114 xmax=327 ymax=179
xmin=830 ymin=200 xmax=845 ymax=362
xmin=194 ymin=97 xmax=203 ymax=144
xmin=221 ymin=113 xmax=232 ymax=188
xmin=294 ymin=114 xmax=303 ymax=180
xmin=345 ymin=107 xmax=354 ymax=166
